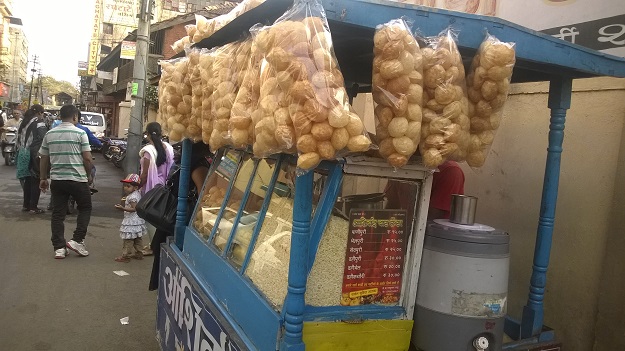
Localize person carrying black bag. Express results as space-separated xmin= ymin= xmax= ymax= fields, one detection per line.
xmin=147 ymin=141 xmax=213 ymax=291
xmin=16 ymin=104 xmax=47 ymax=214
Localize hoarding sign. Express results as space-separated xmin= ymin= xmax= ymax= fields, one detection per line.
xmin=88 ymin=0 xmax=102 ymax=76
xmin=341 ymin=209 xmax=407 ymax=306
xmin=542 ymin=14 xmax=625 ymax=51
xmin=78 ymin=61 xmax=88 ymax=77
xmin=157 ymin=248 xmax=244 ymax=351
xmin=97 ymin=70 xmax=113 ymax=80
xmin=103 ymin=0 xmax=138 ymax=26
xmin=120 ymin=40 xmax=136 ymax=60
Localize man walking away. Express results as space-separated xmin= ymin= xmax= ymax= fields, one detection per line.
xmin=39 ymin=105 xmax=93 ymax=259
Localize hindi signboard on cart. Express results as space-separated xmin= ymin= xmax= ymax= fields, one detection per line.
xmin=341 ymin=209 xmax=407 ymax=306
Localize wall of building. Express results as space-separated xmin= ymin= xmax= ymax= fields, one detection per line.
xmin=460 ymin=77 xmax=625 ymax=351
xmin=117 ymin=100 xmax=131 ymax=137
xmin=162 ymin=23 xmax=190 ymax=59
xmin=593 ymin=86 xmax=625 ymax=351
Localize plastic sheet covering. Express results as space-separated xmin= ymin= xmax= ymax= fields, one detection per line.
xmin=157 ymin=57 xmax=191 ymax=142
xmin=231 ymin=34 xmax=264 ymax=149
xmin=372 ymin=18 xmax=424 ymax=169
xmin=209 ymin=41 xmax=252 ymax=151
xmin=186 ymin=48 xmax=203 ymax=142
xmin=156 ymin=59 xmax=174 ymax=133
xmin=465 ymin=33 xmax=515 ymax=167
xmin=199 ymin=48 xmax=216 ymax=145
xmin=419 ymin=27 xmax=470 ymax=168
xmin=254 ymin=0 xmax=373 ymax=171
xmin=171 ymin=36 xmax=191 ymax=54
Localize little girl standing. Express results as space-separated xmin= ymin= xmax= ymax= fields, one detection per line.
xmin=114 ymin=174 xmax=147 ymax=262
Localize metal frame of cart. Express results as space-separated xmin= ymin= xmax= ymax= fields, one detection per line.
xmin=158 ymin=0 xmax=625 ymax=350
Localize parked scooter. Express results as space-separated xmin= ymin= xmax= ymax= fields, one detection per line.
xmin=111 ymin=141 xmax=127 ymax=169
xmin=1 ymin=126 xmax=17 ymax=166
xmin=109 ymin=133 xmax=151 ymax=169
xmin=101 ymin=137 xmax=126 ymax=161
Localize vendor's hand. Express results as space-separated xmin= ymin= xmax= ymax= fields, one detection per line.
xmin=40 ymin=179 xmax=49 ymax=193
xmin=115 ymin=204 xmax=124 ymax=210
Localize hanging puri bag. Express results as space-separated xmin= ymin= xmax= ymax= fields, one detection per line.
xmin=15 ymin=147 xmax=31 ymax=179
xmin=136 ymin=183 xmax=178 ymax=233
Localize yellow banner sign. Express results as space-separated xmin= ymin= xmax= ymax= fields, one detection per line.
xmin=87 ymin=0 xmax=102 ymax=76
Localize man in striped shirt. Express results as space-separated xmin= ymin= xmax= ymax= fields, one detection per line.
xmin=39 ymin=105 xmax=94 ymax=259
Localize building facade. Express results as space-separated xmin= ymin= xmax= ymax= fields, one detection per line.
xmin=89 ymin=0 xmax=219 ymax=77
xmin=7 ymin=19 xmax=27 ymax=104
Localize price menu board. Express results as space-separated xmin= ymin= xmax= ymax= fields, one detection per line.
xmin=340 ymin=209 xmax=407 ymax=306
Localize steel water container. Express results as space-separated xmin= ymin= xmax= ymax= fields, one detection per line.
xmin=413 ymin=219 xmax=510 ymax=351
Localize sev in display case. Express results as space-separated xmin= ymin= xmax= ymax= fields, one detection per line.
xmin=179 ymin=147 xmax=433 ymax=350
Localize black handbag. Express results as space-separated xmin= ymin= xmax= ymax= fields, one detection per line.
xmin=136 ymin=184 xmax=177 ymax=233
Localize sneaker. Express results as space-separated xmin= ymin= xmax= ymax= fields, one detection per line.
xmin=67 ymin=240 xmax=89 ymax=257
xmin=55 ymin=248 xmax=69 ymax=259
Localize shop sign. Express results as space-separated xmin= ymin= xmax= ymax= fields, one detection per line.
xmin=157 ymin=249 xmax=243 ymax=351
xmin=120 ymin=40 xmax=136 ymax=60
xmin=103 ymin=0 xmax=139 ymax=26
xmin=542 ymin=14 xmax=625 ymax=51
xmin=78 ymin=61 xmax=88 ymax=77
xmin=341 ymin=209 xmax=407 ymax=306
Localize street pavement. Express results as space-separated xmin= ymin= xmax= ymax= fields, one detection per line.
xmin=0 ymin=155 xmax=160 ymax=351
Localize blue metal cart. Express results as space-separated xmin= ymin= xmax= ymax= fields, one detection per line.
xmin=155 ymin=0 xmax=625 ymax=350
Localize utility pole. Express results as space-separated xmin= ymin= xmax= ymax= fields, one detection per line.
xmin=126 ymin=0 xmax=153 ymax=174
xmin=38 ymin=70 xmax=43 ymax=104
xmin=27 ymin=55 xmax=38 ymax=108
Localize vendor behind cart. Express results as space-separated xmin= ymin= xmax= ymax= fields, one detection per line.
xmin=385 ymin=160 xmax=465 ymax=220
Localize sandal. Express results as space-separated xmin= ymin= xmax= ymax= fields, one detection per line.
xmin=29 ymin=209 xmax=45 ymax=214
xmin=141 ymin=247 xmax=153 ymax=256
xmin=114 ymin=256 xmax=131 ymax=263
xmin=131 ymin=254 xmax=144 ymax=260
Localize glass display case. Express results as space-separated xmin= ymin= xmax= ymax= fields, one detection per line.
xmin=176 ymin=148 xmax=433 ymax=350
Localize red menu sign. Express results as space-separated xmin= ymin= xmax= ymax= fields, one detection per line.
xmin=340 ymin=209 xmax=407 ymax=306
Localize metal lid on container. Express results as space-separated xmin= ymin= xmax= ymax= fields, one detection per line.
xmin=424 ymin=220 xmax=510 ymax=257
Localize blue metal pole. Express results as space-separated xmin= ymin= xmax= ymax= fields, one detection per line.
xmin=280 ymin=171 xmax=313 ymax=351
xmin=174 ymin=138 xmax=192 ymax=250
xmin=521 ymin=76 xmax=572 ymax=338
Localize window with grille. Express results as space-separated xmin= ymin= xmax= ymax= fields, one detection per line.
xmin=103 ymin=23 xmax=113 ymax=35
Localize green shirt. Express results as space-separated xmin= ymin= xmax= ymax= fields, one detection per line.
xmin=39 ymin=122 xmax=91 ymax=182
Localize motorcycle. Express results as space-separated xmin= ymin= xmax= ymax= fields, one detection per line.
xmin=110 ymin=142 xmax=127 ymax=169
xmin=109 ymin=133 xmax=152 ymax=169
xmin=1 ymin=126 xmax=17 ymax=166
xmin=101 ymin=137 xmax=126 ymax=161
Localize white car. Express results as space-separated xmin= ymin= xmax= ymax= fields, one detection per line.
xmin=79 ymin=111 xmax=106 ymax=138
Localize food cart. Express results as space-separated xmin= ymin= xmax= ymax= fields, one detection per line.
xmin=154 ymin=0 xmax=625 ymax=350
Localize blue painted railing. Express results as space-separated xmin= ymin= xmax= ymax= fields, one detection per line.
xmin=280 ymin=171 xmax=313 ymax=351
xmin=520 ymin=77 xmax=572 ymax=338
xmin=174 ymin=138 xmax=193 ymax=249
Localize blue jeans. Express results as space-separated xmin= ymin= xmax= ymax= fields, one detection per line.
xmin=50 ymin=180 xmax=92 ymax=250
